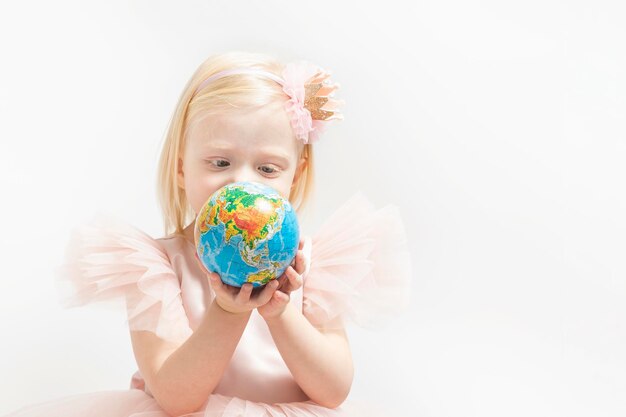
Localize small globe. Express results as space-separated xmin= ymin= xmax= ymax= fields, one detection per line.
xmin=194 ymin=181 xmax=300 ymax=288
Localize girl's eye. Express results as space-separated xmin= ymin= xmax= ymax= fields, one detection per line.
xmin=259 ymin=165 xmax=279 ymax=174
xmin=209 ymin=160 xmax=229 ymax=168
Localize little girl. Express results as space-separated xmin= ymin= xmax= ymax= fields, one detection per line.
xmin=3 ymin=51 xmax=412 ymax=417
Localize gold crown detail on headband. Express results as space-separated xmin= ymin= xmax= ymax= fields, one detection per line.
xmin=281 ymin=63 xmax=345 ymax=143
xmin=304 ymin=71 xmax=344 ymax=122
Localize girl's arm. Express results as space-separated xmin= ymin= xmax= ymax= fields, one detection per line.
xmin=152 ymin=300 xmax=252 ymax=416
xmin=153 ymin=256 xmax=280 ymax=416
xmin=258 ymin=238 xmax=353 ymax=408
xmin=265 ymin=304 xmax=353 ymax=409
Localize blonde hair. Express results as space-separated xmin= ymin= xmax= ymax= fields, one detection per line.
xmin=156 ymin=51 xmax=315 ymax=238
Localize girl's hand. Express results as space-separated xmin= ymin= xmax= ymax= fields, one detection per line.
xmin=194 ymin=252 xmax=280 ymax=315
xmin=257 ymin=237 xmax=307 ymax=321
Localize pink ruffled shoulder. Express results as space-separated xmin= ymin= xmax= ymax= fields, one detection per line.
xmin=302 ymin=192 xmax=413 ymax=330
xmin=54 ymin=213 xmax=193 ymax=344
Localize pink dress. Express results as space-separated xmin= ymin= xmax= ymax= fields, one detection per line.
xmin=3 ymin=193 xmax=412 ymax=417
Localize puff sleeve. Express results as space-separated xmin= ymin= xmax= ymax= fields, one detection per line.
xmin=302 ymin=193 xmax=413 ymax=330
xmin=54 ymin=213 xmax=193 ymax=344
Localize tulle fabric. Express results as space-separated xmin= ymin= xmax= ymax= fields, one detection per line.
xmin=302 ymin=192 xmax=413 ymax=330
xmin=4 ymin=390 xmax=163 ymax=417
xmin=4 ymin=391 xmax=385 ymax=417
xmin=54 ymin=214 xmax=193 ymax=344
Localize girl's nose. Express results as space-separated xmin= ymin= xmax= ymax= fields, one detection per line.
xmin=231 ymin=166 xmax=257 ymax=184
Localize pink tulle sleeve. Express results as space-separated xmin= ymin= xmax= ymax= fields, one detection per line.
xmin=302 ymin=193 xmax=413 ymax=330
xmin=54 ymin=213 xmax=193 ymax=344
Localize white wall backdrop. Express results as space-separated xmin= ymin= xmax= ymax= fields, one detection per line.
xmin=1 ymin=1 xmax=625 ymax=416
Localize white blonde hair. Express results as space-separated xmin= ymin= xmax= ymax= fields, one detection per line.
xmin=156 ymin=51 xmax=315 ymax=237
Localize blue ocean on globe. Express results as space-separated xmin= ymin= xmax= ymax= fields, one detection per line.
xmin=194 ymin=181 xmax=300 ymax=288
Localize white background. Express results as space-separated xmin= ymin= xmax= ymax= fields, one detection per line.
xmin=1 ymin=1 xmax=625 ymax=416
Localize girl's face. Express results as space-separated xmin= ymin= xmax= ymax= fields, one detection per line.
xmin=178 ymin=101 xmax=306 ymax=219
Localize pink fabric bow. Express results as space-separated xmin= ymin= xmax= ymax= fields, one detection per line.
xmin=281 ymin=61 xmax=333 ymax=144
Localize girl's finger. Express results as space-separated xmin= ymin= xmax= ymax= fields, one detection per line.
xmin=257 ymin=279 xmax=280 ymax=305
xmin=208 ymin=272 xmax=227 ymax=297
xmin=277 ymin=267 xmax=297 ymax=294
xmin=300 ymin=236 xmax=312 ymax=277
xmin=235 ymin=283 xmax=254 ymax=304
xmin=272 ymin=290 xmax=290 ymax=304
xmin=293 ymin=250 xmax=305 ymax=275
xmin=286 ymin=266 xmax=303 ymax=291
xmin=275 ymin=274 xmax=288 ymax=291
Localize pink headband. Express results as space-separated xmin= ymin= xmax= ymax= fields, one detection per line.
xmin=192 ymin=62 xmax=344 ymax=144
